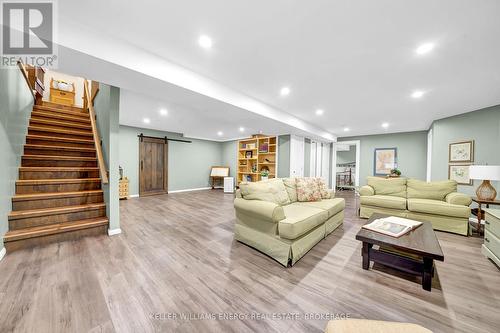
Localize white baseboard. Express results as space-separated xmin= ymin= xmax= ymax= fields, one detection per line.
xmin=168 ymin=187 xmax=212 ymax=194
xmin=108 ymin=228 xmax=122 ymax=236
xmin=0 ymin=247 xmax=6 ymax=262
xmin=129 ymin=194 xmax=139 ymax=198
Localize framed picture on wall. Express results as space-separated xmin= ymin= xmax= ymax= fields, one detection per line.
xmin=448 ymin=164 xmax=473 ymax=185
xmin=449 ymin=140 xmax=474 ymax=163
xmin=373 ymin=148 xmax=397 ymax=176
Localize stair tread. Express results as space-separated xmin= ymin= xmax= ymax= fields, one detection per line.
xmin=26 ymin=135 xmax=94 ymax=144
xmin=32 ymin=111 xmax=91 ymax=121
xmin=4 ymin=217 xmax=109 ymax=241
xmin=16 ymin=178 xmax=101 ymax=185
xmin=13 ymin=190 xmax=104 ymax=201
xmin=22 ymin=155 xmax=97 ymax=161
xmin=29 ymin=125 xmax=93 ymax=136
xmin=20 ymin=167 xmax=99 ymax=171
xmin=9 ymin=203 xmax=106 ymax=219
xmin=30 ymin=118 xmax=92 ymax=129
xmin=34 ymin=105 xmax=87 ymax=114
xmin=25 ymin=144 xmax=96 ymax=151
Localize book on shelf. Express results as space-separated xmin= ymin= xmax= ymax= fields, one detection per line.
xmin=362 ymin=216 xmax=422 ymax=238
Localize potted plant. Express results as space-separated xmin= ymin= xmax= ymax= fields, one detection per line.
xmin=389 ymin=168 xmax=401 ymax=177
xmin=260 ymin=169 xmax=270 ymax=181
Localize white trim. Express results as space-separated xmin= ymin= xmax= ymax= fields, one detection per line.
xmin=129 ymin=194 xmax=139 ymax=198
xmin=108 ymin=228 xmax=122 ymax=236
xmin=0 ymin=247 xmax=6 ymax=261
xmin=168 ymin=187 xmax=212 ymax=193
xmin=426 ymin=128 xmax=433 ymax=181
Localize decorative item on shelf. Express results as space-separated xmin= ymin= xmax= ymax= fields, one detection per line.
xmin=247 ymin=143 xmax=256 ymax=149
xmin=260 ymin=167 xmax=270 ymax=181
xmin=246 ymin=175 xmax=252 ymax=182
xmin=119 ymin=165 xmax=124 ymax=180
xmin=449 ymin=140 xmax=474 ymax=163
xmin=469 ymin=165 xmax=500 ymax=201
xmin=241 ymin=143 xmax=247 ymax=149
xmin=449 ymin=164 xmax=473 ymax=185
xmin=388 ymin=168 xmax=401 ymax=178
xmin=245 ymin=151 xmax=253 ymax=159
xmin=264 ymin=158 xmax=271 ymax=163
xmin=251 ymin=164 xmax=257 ymax=173
xmin=259 ymin=143 xmax=269 ymax=153
xmin=374 ymin=148 xmax=397 ymax=176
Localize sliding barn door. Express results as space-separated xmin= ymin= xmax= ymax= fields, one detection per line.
xmin=139 ymin=137 xmax=168 ymax=196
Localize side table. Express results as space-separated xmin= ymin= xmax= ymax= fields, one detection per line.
xmin=472 ymin=197 xmax=500 ymax=234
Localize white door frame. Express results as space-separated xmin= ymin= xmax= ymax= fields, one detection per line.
xmin=332 ymin=140 xmax=361 ymax=190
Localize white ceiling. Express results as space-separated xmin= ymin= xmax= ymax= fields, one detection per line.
xmin=59 ymin=0 xmax=500 ymax=137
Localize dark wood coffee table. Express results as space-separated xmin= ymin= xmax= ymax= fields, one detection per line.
xmin=355 ymin=213 xmax=444 ymax=291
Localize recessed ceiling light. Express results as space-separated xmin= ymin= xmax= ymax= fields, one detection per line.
xmin=280 ymin=87 xmax=290 ymax=96
xmin=315 ymin=109 xmax=324 ymax=116
xmin=382 ymin=122 xmax=389 ymax=128
xmin=411 ymin=90 xmax=425 ymax=98
xmin=143 ymin=118 xmax=150 ymax=124
xmin=198 ymin=35 xmax=213 ymax=49
xmin=343 ymin=127 xmax=350 ymax=132
xmin=217 ymin=131 xmax=223 ymax=136
xmin=159 ymin=108 xmax=168 ymax=116
xmin=239 ymin=127 xmax=245 ymax=132
xmin=415 ymin=43 xmax=435 ymax=55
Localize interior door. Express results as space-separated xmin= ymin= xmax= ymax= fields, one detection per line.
xmin=139 ymin=136 xmax=168 ymax=196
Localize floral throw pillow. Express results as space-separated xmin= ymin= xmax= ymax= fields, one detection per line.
xmin=296 ymin=177 xmax=322 ymax=202
xmin=316 ymin=178 xmax=331 ymax=199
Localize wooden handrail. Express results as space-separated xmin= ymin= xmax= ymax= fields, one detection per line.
xmin=83 ymin=80 xmax=109 ymax=184
xmin=17 ymin=61 xmax=36 ymax=101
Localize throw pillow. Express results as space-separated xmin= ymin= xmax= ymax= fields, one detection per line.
xmin=296 ymin=177 xmax=322 ymax=202
xmin=316 ymin=178 xmax=331 ymax=199
xmin=239 ymin=179 xmax=291 ymax=206
xmin=282 ymin=177 xmax=298 ymax=202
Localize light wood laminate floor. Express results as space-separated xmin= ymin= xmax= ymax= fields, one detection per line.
xmin=1 ymin=190 xmax=499 ymax=332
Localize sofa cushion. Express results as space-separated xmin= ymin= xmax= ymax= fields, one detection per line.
xmin=367 ymin=177 xmax=407 ymax=198
xmin=360 ymin=195 xmax=407 ymax=210
xmin=296 ymin=177 xmax=322 ymax=202
xmin=445 ymin=192 xmax=472 ymax=206
xmin=282 ymin=177 xmax=298 ymax=202
xmin=239 ymin=179 xmax=291 ymax=206
xmin=407 ymin=179 xmax=457 ymax=201
xmin=279 ymin=204 xmax=328 ymax=239
xmin=295 ymin=198 xmax=345 ymax=218
xmin=407 ymin=198 xmax=470 ymax=218
xmin=317 ymin=178 xmax=331 ymax=199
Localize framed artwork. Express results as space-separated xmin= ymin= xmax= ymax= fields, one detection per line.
xmin=448 ymin=164 xmax=473 ymax=185
xmin=374 ymin=148 xmax=397 ymax=176
xmin=449 ymin=140 xmax=474 ymax=163
xmin=245 ymin=151 xmax=253 ymax=158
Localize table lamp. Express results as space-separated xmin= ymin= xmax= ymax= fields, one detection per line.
xmin=469 ymin=165 xmax=500 ymax=201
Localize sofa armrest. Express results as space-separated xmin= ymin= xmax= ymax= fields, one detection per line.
xmin=234 ymin=198 xmax=285 ymax=223
xmin=359 ymin=185 xmax=375 ymax=196
xmin=445 ymin=192 xmax=472 ymax=206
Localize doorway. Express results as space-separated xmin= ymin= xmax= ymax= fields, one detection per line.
xmin=139 ymin=136 xmax=168 ymax=196
xmin=332 ymin=140 xmax=360 ymax=191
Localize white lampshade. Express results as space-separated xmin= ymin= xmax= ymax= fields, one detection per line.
xmin=469 ymin=165 xmax=500 ymax=181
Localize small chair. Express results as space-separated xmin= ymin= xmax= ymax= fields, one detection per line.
xmin=210 ymin=166 xmax=230 ymax=189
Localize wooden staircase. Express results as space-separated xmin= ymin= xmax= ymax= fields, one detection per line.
xmin=4 ymin=102 xmax=109 ymax=251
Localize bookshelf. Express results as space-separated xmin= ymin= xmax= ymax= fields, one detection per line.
xmin=237 ymin=135 xmax=277 ymax=185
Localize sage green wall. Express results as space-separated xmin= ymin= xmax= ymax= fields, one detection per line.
xmin=339 ymin=131 xmax=427 ymax=185
xmin=119 ymin=125 xmax=223 ymax=195
xmin=431 ymin=105 xmax=500 ymax=196
xmin=337 ymin=145 xmax=356 ymax=164
xmin=0 ymin=67 xmax=34 ymax=250
xmin=277 ymin=135 xmax=291 ymax=178
xmin=221 ymin=140 xmax=238 ymax=178
xmin=94 ymin=84 xmax=120 ymax=232
xmin=304 ymin=138 xmax=311 ymax=176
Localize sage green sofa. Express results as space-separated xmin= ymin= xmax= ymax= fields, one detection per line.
xmin=359 ymin=177 xmax=472 ymax=236
xmin=234 ymin=178 xmax=345 ymax=266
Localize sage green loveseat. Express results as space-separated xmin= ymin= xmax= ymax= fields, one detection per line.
xmin=234 ymin=178 xmax=345 ymax=266
xmin=359 ymin=177 xmax=472 ymax=236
